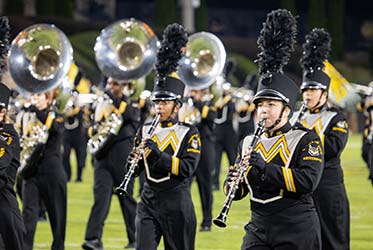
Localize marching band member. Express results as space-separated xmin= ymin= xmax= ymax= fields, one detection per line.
xmin=131 ymin=23 xmax=201 ymax=250
xmin=62 ymin=66 xmax=90 ymax=182
xmin=297 ymin=28 xmax=350 ymax=250
xmin=82 ymin=78 xmax=139 ymax=250
xmin=224 ymin=10 xmax=323 ymax=250
xmin=21 ymin=90 xmax=67 ymax=250
xmin=212 ymin=78 xmax=238 ymax=190
xmin=0 ymin=17 xmax=25 ymax=250
xmin=0 ymin=84 xmax=25 ymax=249
xmin=189 ymin=88 xmax=216 ymax=232
xmin=356 ymin=83 xmax=373 ymax=185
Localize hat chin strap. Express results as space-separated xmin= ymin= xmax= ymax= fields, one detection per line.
xmin=267 ymin=105 xmax=286 ymax=132
xmin=308 ymin=91 xmax=325 ymax=111
xmin=164 ymin=102 xmax=179 ymax=123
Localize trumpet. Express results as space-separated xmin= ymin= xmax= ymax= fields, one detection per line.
xmin=115 ymin=113 xmax=161 ymax=196
xmin=213 ymin=119 xmax=266 ymax=228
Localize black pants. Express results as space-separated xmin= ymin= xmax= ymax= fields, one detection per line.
xmin=313 ymin=167 xmax=350 ymax=250
xmin=194 ymin=138 xmax=214 ymax=227
xmin=213 ymin=126 xmax=237 ymax=188
xmin=84 ymin=139 xmax=137 ymax=244
xmin=22 ymin=166 xmax=67 ymax=250
xmin=241 ymin=200 xmax=321 ymax=250
xmin=62 ymin=131 xmax=87 ymax=181
xmin=135 ymin=183 xmax=196 ymax=250
xmin=361 ymin=139 xmax=370 ymax=166
xmin=0 ymin=186 xmax=25 ymax=250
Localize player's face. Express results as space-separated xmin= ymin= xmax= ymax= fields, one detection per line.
xmin=107 ymin=80 xmax=123 ymax=97
xmin=30 ymin=92 xmax=50 ymax=110
xmin=256 ymin=99 xmax=288 ymax=129
xmin=0 ymin=107 xmax=6 ymax=122
xmin=190 ymin=89 xmax=204 ymax=101
xmin=302 ymin=88 xmax=325 ymax=109
xmin=153 ymin=100 xmax=179 ymax=122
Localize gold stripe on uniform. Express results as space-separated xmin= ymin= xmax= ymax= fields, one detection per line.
xmin=45 ymin=113 xmax=55 ymax=129
xmin=118 ymin=101 xmax=127 ymax=114
xmin=282 ymin=167 xmax=296 ymax=192
xmin=186 ymin=148 xmax=200 ymax=154
xmin=171 ymin=156 xmax=179 ymax=175
xmin=332 ymin=127 xmax=347 ymax=133
xmin=288 ymin=168 xmax=296 ymax=192
xmin=201 ymin=106 xmax=209 ymax=119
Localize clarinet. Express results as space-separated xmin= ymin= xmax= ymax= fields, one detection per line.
xmin=115 ymin=113 xmax=161 ymax=196
xmin=213 ymin=119 xmax=266 ymax=228
xmin=295 ymin=101 xmax=308 ymax=123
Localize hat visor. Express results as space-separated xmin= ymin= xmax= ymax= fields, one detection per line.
xmin=151 ymin=91 xmax=180 ymax=102
xmin=252 ymin=89 xmax=289 ymax=105
xmin=301 ymin=81 xmax=327 ymax=90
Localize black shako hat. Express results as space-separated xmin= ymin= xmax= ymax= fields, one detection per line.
xmin=254 ymin=73 xmax=299 ymax=110
xmin=0 ymin=16 xmax=10 ymax=108
xmin=300 ymin=28 xmax=331 ymax=92
xmin=0 ymin=82 xmax=10 ymax=107
xmin=152 ymin=75 xmax=185 ymax=101
xmin=252 ymin=9 xmax=299 ymax=110
xmin=152 ymin=23 xmax=188 ymax=103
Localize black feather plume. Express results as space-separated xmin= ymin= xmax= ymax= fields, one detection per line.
xmin=155 ymin=23 xmax=188 ymax=82
xmin=301 ymin=28 xmax=331 ymax=71
xmin=256 ymin=9 xmax=297 ymax=75
xmin=0 ymin=16 xmax=10 ymax=75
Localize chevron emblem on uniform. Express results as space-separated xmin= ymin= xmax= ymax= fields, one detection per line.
xmin=301 ymin=118 xmax=325 ymax=145
xmin=254 ymin=135 xmax=291 ymax=164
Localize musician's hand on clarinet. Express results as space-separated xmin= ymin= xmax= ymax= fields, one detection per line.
xmin=226 ymin=165 xmax=239 ymax=188
xmin=144 ymin=139 xmax=161 ymax=158
xmin=240 ymin=148 xmax=251 ymax=167
xmin=128 ymin=150 xmax=139 ymax=164
xmin=249 ymin=152 xmax=266 ymax=171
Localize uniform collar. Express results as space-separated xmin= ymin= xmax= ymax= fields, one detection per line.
xmin=160 ymin=117 xmax=178 ymax=128
xmin=264 ymin=122 xmax=292 ymax=138
xmin=309 ymin=103 xmax=328 ymax=114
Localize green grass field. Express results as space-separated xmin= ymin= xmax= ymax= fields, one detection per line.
xmin=31 ymin=134 xmax=373 ymax=250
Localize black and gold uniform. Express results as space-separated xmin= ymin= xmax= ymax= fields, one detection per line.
xmin=83 ymin=87 xmax=139 ymax=249
xmin=213 ymin=92 xmax=237 ymax=189
xmin=193 ymin=97 xmax=216 ymax=231
xmin=134 ymin=77 xmax=201 ymax=250
xmin=224 ymin=9 xmax=323 ymax=250
xmin=131 ymin=23 xmax=200 ymax=250
xmin=20 ymin=96 xmax=67 ymax=250
xmin=357 ymin=93 xmax=373 ymax=184
xmin=62 ymin=104 xmax=88 ymax=182
xmin=296 ymin=28 xmax=350 ymax=250
xmin=230 ymin=122 xmax=323 ymax=250
xmin=0 ymin=83 xmax=25 ymax=250
xmin=297 ymin=105 xmax=350 ymax=250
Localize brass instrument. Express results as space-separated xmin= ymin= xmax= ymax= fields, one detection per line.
xmin=8 ymin=24 xmax=73 ymax=178
xmin=178 ymin=97 xmax=202 ymax=125
xmin=116 ymin=113 xmax=161 ymax=196
xmin=87 ymin=92 xmax=124 ymax=157
xmin=213 ymin=119 xmax=266 ymax=228
xmin=178 ymin=32 xmax=226 ymax=90
xmin=178 ymin=32 xmax=226 ymax=124
xmin=94 ymin=18 xmax=159 ymax=81
xmin=88 ymin=19 xmax=159 ymax=156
